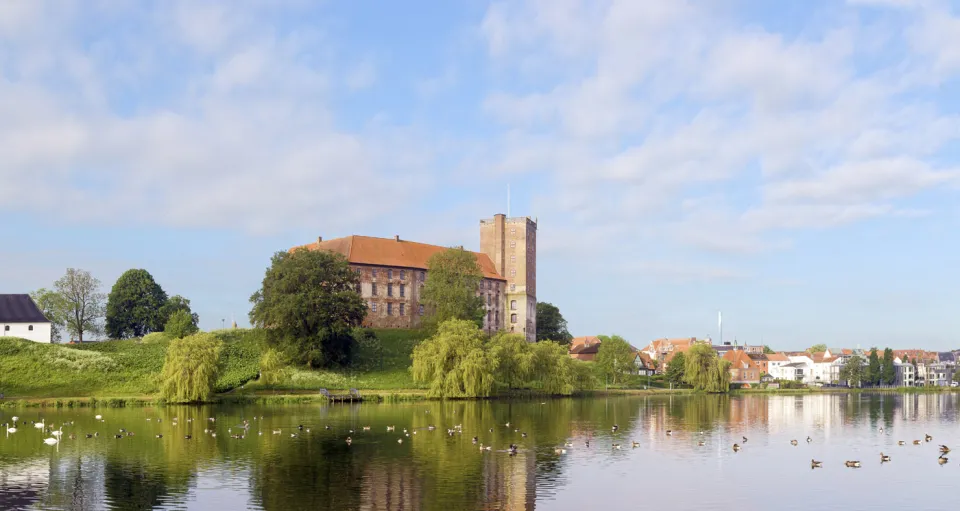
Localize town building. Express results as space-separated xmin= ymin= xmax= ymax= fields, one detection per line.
xmin=297 ymin=213 xmax=538 ymax=341
xmin=568 ymin=336 xmax=601 ymax=361
xmin=723 ymin=350 xmax=761 ymax=386
xmin=894 ymin=358 xmax=916 ymax=387
xmin=642 ymin=337 xmax=699 ymax=373
xmin=634 ymin=351 xmax=655 ymax=376
xmin=0 ymin=294 xmax=52 ymax=343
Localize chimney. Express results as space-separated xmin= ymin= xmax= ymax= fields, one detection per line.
xmin=394 ymin=235 xmax=400 ymax=242
xmin=317 ymin=236 xmax=322 ymax=244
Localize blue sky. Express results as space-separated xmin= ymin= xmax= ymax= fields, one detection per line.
xmin=2 ymin=0 xmax=960 ymax=349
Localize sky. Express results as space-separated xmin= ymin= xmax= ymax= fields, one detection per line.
xmin=2 ymin=0 xmax=959 ymax=350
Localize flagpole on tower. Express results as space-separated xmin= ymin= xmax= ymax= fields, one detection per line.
xmin=718 ymin=311 xmax=723 ymax=345
xmin=507 ymin=184 xmax=511 ymax=218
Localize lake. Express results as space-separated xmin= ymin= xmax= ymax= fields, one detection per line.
xmin=1 ymin=393 xmax=958 ymax=510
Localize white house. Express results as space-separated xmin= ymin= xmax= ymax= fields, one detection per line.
xmin=0 ymin=294 xmax=52 ymax=343
xmin=786 ymin=354 xmax=817 ymax=384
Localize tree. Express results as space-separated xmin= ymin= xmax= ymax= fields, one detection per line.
xmin=54 ymin=268 xmax=106 ymax=342
xmin=867 ymin=348 xmax=881 ymax=386
xmin=665 ymin=351 xmax=686 ymax=387
xmin=882 ymin=348 xmax=896 ymax=385
xmin=807 ymin=344 xmax=827 ymax=353
xmin=420 ymin=248 xmax=484 ymax=329
xmin=839 ymin=354 xmax=864 ymax=387
xmin=106 ymin=269 xmax=168 ymax=339
xmin=684 ymin=344 xmax=731 ymax=392
xmin=249 ymin=248 xmax=367 ymax=367
xmin=536 ymin=302 xmax=572 ymax=344
xmin=159 ymin=295 xmax=199 ymax=329
xmin=411 ymin=319 xmax=497 ymax=398
xmin=489 ymin=332 xmax=533 ymax=389
xmin=164 ymin=310 xmax=199 ymax=339
xmin=30 ymin=288 xmax=67 ymax=343
xmin=762 ymin=345 xmax=775 ymax=354
xmin=595 ymin=335 xmax=636 ymax=385
xmin=529 ymin=341 xmax=580 ymax=395
xmin=159 ymin=333 xmax=223 ymax=402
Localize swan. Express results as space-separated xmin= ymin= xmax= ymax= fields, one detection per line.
xmin=43 ymin=437 xmax=59 ymax=445
xmin=11 ymin=416 xmax=18 ymax=423
xmin=6 ymin=426 xmax=16 ymax=434
xmin=95 ymin=415 xmax=102 ymax=420
xmin=51 ymin=427 xmax=63 ymax=438
xmin=34 ymin=419 xmax=45 ymax=430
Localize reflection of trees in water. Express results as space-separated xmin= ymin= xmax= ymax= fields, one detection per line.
xmin=104 ymin=458 xmax=174 ymax=510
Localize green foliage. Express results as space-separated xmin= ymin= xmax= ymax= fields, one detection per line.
xmin=411 ymin=319 xmax=497 ymax=398
xmin=106 ymin=269 xmax=168 ymax=339
xmin=30 ymin=288 xmax=67 ymax=342
xmin=665 ymin=351 xmax=686 ymax=386
xmin=351 ymin=328 xmax=384 ymax=371
xmin=536 ymin=302 xmax=572 ymax=344
xmin=212 ymin=329 xmax=263 ymax=392
xmin=867 ymin=348 xmax=881 ymax=386
xmin=249 ymin=248 xmax=366 ymax=368
xmin=807 ymin=344 xmax=827 ymax=354
xmin=259 ymin=348 xmax=287 ymax=385
xmin=164 ymin=310 xmax=199 ymax=339
xmin=528 ymin=341 xmax=579 ymax=395
xmin=489 ymin=332 xmax=533 ymax=389
xmin=684 ymin=344 xmax=731 ymax=392
xmin=159 ymin=295 xmax=199 ymax=330
xmin=839 ymin=354 xmax=865 ymax=387
xmin=142 ymin=332 xmax=171 ymax=344
xmin=882 ymin=348 xmax=896 ymax=385
xmin=54 ymin=268 xmax=106 ymax=342
xmin=595 ymin=335 xmax=635 ymax=385
xmin=159 ymin=333 xmax=223 ymax=403
xmin=762 ymin=345 xmax=775 ymax=354
xmin=420 ymin=248 xmax=484 ymax=330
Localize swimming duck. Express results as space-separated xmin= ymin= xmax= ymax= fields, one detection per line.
xmin=790 ymin=439 xmax=798 ymax=446
xmin=880 ymin=453 xmax=890 ymax=462
xmin=631 ymin=441 xmax=640 ymax=448
xmin=806 ymin=436 xmax=812 ymax=443
xmin=114 ymin=434 xmax=123 ymax=439
xmin=156 ymin=434 xmax=163 ymax=439
xmin=387 ymin=426 xmax=395 ymax=432
xmin=811 ymin=459 xmax=822 ymax=468
xmin=472 ymin=436 xmax=479 ymax=444
xmin=94 ymin=415 xmax=102 ymax=420
xmin=666 ymin=430 xmax=672 ymax=436
xmin=85 ymin=434 xmax=93 ymax=439
xmin=397 ymin=438 xmax=403 ymax=444
xmin=521 ymin=432 xmax=527 ymax=438
xmin=564 ymin=442 xmax=573 ymax=447
xmin=612 ymin=425 xmax=619 ymax=433
xmin=272 ymin=429 xmax=281 ymax=435
xmin=845 ymin=461 xmax=861 ymax=468
xmin=346 ymin=437 xmax=352 ymax=445
xmin=925 ymin=434 xmax=933 ymax=442
xmin=913 ymin=440 xmax=922 ymax=445
xmin=480 ymin=444 xmax=491 ymax=451
xmin=732 ymin=444 xmax=741 ymax=452
xmin=184 ymin=435 xmax=192 ymax=440
xmin=940 ymin=445 xmax=951 ymax=454
xmin=697 ymin=441 xmax=705 ymax=446
xmin=939 ymin=456 xmax=949 ymax=465
xmin=554 ymin=447 xmax=566 ymax=455
xmin=290 ymin=433 xmax=298 ymax=438
xmin=742 ymin=436 xmax=748 ymax=443
xmin=898 ymin=441 xmax=905 ymax=446
xmin=612 ymin=444 xmax=622 ymax=450
xmin=362 ymin=426 xmax=370 ymax=431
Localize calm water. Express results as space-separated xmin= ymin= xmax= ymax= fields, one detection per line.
xmin=0 ymin=393 xmax=958 ymax=510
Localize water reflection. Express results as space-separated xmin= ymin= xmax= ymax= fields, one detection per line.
xmin=0 ymin=393 xmax=959 ymax=510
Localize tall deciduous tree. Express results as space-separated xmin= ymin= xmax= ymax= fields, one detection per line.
xmin=420 ymin=248 xmax=484 ymax=329
xmin=867 ymin=348 xmax=881 ymax=386
xmin=839 ymin=354 xmax=864 ymax=387
xmin=882 ymin=348 xmax=896 ymax=385
xmin=54 ymin=268 xmax=106 ymax=342
xmin=684 ymin=343 xmax=731 ymax=392
xmin=106 ymin=269 xmax=168 ymax=339
xmin=160 ymin=295 xmax=199 ymax=329
xmin=159 ymin=333 xmax=223 ymax=402
xmin=249 ymin=248 xmax=367 ymax=367
xmin=489 ymin=331 xmax=533 ymax=390
xmin=165 ymin=310 xmax=200 ymax=339
xmin=411 ymin=319 xmax=497 ymax=398
xmin=536 ymin=302 xmax=572 ymax=344
xmin=807 ymin=344 xmax=827 ymax=354
xmin=762 ymin=345 xmax=775 ymax=354
xmin=30 ymin=288 xmax=67 ymax=343
xmin=595 ymin=335 xmax=636 ymax=385
xmin=665 ymin=351 xmax=686 ymax=386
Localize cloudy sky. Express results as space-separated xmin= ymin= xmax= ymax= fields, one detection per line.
xmin=2 ymin=0 xmax=959 ymax=349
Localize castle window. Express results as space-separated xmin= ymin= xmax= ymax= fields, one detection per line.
xmin=400 ymin=270 xmax=405 ymax=280
xmin=387 ymin=284 xmax=393 ymax=297
xmin=495 ymin=311 xmax=499 ymax=325
xmin=373 ymin=269 xmax=378 ymax=278
xmin=510 ymin=300 xmax=517 ymax=310
xmin=487 ymin=294 xmax=491 ymax=306
xmin=419 ymin=304 xmax=424 ymax=315
xmin=387 ymin=303 xmax=393 ymax=316
xmin=388 ymin=269 xmax=393 ymax=279
xmin=355 ymin=283 xmax=361 ymax=294
xmin=400 ymin=303 xmax=405 ymax=316
xmin=487 ymin=311 xmax=491 ymax=324
xmin=371 ymin=302 xmax=377 ymax=313
xmin=3 ymin=326 xmax=8 ymax=331
xmin=28 ymin=325 xmax=33 ymax=331
xmin=510 ymin=269 xmax=516 ymax=277
xmin=486 ymin=280 xmax=491 ymax=290
xmin=372 ymin=283 xmax=378 ymax=296
xmin=400 ymin=284 xmax=405 ymax=298
xmin=511 ymin=228 xmax=516 ymax=235
xmin=510 ymin=255 xmax=516 ymax=263
xmin=510 ymin=241 xmax=516 ymax=248
xmin=355 ymin=268 xmax=361 ymax=275
xmin=420 ymin=271 xmax=425 ymax=281
xmin=511 ymin=314 xmax=517 ymax=324
xmin=510 ymin=284 xmax=515 ymax=291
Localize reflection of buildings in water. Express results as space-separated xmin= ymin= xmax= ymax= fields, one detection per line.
xmin=765 ymin=394 xmax=843 ymax=433
xmin=729 ymin=397 xmax=769 ymax=427
xmin=360 ymin=461 xmax=422 ymax=511
xmin=0 ymin=457 xmax=49 ymax=510
xmin=483 ymin=450 xmax=536 ymax=511
xmin=45 ymin=455 xmax=106 ymax=511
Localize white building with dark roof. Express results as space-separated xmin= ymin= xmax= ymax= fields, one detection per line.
xmin=0 ymin=294 xmax=52 ymax=343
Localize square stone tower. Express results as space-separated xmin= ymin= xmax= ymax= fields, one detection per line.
xmin=480 ymin=214 xmax=537 ymax=341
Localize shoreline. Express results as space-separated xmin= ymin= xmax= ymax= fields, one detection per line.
xmin=2 ymin=386 xmax=958 ymax=408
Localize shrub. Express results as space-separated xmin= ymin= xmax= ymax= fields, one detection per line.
xmin=159 ymin=333 xmax=223 ymax=403
xmin=164 ymin=310 xmax=199 ymax=339
xmin=44 ymin=346 xmax=117 ymax=372
xmin=142 ymin=332 xmax=171 ymax=344
xmin=259 ymin=348 xmax=287 ymax=385
xmin=411 ymin=319 xmax=497 ymax=398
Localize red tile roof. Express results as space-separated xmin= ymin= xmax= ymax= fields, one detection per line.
xmin=766 ymin=353 xmax=789 ymax=361
xmin=723 ymin=350 xmax=760 ymax=370
xmin=296 ymin=235 xmax=504 ymax=280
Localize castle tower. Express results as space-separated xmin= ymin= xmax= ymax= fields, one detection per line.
xmin=480 ymin=214 xmax=537 ymax=342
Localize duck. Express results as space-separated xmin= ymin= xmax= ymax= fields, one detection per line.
xmin=554 ymin=448 xmax=566 ymax=455
xmin=85 ymin=434 xmax=93 ymax=439
xmin=925 ymin=434 xmax=933 ymax=442
xmin=742 ymin=436 xmax=748 ymax=443
xmin=364 ymin=426 xmax=372 ymax=432
xmin=697 ymin=441 xmax=705 ymax=446
xmin=940 ymin=445 xmax=951 ymax=454
xmin=505 ymin=422 xmax=511 ymax=428
xmin=811 ymin=459 xmax=822 ymax=469
xmin=732 ymin=444 xmax=741 ymax=452
xmin=612 ymin=425 xmax=619 ymax=433
xmin=346 ymin=437 xmax=353 ymax=445
xmin=898 ymin=441 xmax=906 ymax=446
xmin=665 ymin=430 xmax=672 ymax=436
xmin=880 ymin=453 xmax=891 ymax=462
xmin=845 ymin=461 xmax=861 ymax=468
xmin=386 ymin=426 xmax=395 ymax=432
xmin=790 ymin=439 xmax=798 ymax=446
xmin=184 ymin=435 xmax=192 ymax=440
xmin=913 ymin=440 xmax=922 ymax=445
xmin=156 ymin=434 xmax=163 ymax=439
xmin=564 ymin=442 xmax=573 ymax=448
xmin=114 ymin=434 xmax=123 ymax=439
xmin=290 ymin=433 xmax=297 ymax=438
xmin=939 ymin=456 xmax=949 ymax=465
xmin=508 ymin=444 xmax=518 ymax=456
xmin=68 ymin=434 xmax=76 ymax=440
xmin=272 ymin=429 xmax=282 ymax=435
xmin=806 ymin=436 xmax=812 ymax=443
xmin=521 ymin=432 xmax=528 ymax=438
xmin=325 ymin=426 xmax=331 ymax=430
xmin=612 ymin=444 xmax=622 ymax=450
xmin=480 ymin=444 xmax=491 ymax=451
xmin=397 ymin=438 xmax=403 ymax=444
xmin=631 ymin=441 xmax=640 ymax=448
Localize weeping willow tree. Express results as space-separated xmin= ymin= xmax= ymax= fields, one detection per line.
xmin=488 ymin=331 xmax=533 ymax=390
xmin=159 ymin=333 xmax=224 ymax=402
xmin=411 ymin=319 xmax=498 ymax=398
xmin=684 ymin=343 xmax=731 ymax=393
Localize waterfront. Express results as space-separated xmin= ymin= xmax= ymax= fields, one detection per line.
xmin=1 ymin=394 xmax=959 ymax=510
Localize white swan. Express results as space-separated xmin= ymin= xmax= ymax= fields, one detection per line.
xmin=11 ymin=416 xmax=18 ymax=422
xmin=43 ymin=437 xmax=59 ymax=445
xmin=95 ymin=415 xmax=103 ymax=420
xmin=51 ymin=427 xmax=63 ymax=438
xmin=6 ymin=426 xmax=16 ymax=434
xmin=34 ymin=419 xmax=45 ymax=430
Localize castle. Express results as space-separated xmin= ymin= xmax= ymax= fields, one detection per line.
xmin=296 ymin=214 xmax=538 ymax=341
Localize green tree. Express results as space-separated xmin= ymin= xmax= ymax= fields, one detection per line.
xmin=420 ymin=248 xmax=484 ymax=329
xmin=882 ymin=348 xmax=896 ymax=385
xmin=159 ymin=295 xmax=199 ymax=329
xmin=867 ymin=348 xmax=881 ymax=386
xmin=529 ymin=341 xmax=579 ymax=395
xmin=762 ymin=345 xmax=775 ymax=354
xmin=536 ymin=302 xmax=572 ymax=344
xmin=489 ymin=332 xmax=532 ymax=389
xmin=159 ymin=333 xmax=223 ymax=402
xmin=665 ymin=351 xmax=687 ymax=387
xmin=249 ymin=248 xmax=367 ymax=367
xmin=411 ymin=319 xmax=497 ymax=398
xmin=54 ymin=268 xmax=106 ymax=342
xmin=29 ymin=288 xmax=67 ymax=342
xmin=164 ymin=310 xmax=199 ymax=339
xmin=684 ymin=344 xmax=731 ymax=392
xmin=807 ymin=344 xmax=827 ymax=353
xmin=595 ymin=335 xmax=636 ymax=385
xmin=839 ymin=354 xmax=864 ymax=387
xmin=106 ymin=269 xmax=168 ymax=339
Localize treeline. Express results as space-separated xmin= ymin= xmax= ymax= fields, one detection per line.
xmin=839 ymin=348 xmax=898 ymax=387
xmin=662 ymin=346 xmax=732 ymax=392
xmin=32 ymin=268 xmax=199 ymax=342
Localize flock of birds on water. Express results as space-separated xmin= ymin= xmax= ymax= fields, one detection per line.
xmin=1 ymin=413 xmax=953 ymax=469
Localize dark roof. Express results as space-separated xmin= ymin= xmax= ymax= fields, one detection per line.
xmin=570 ymin=343 xmax=601 ymax=355
xmin=0 ymin=294 xmax=51 ymax=323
